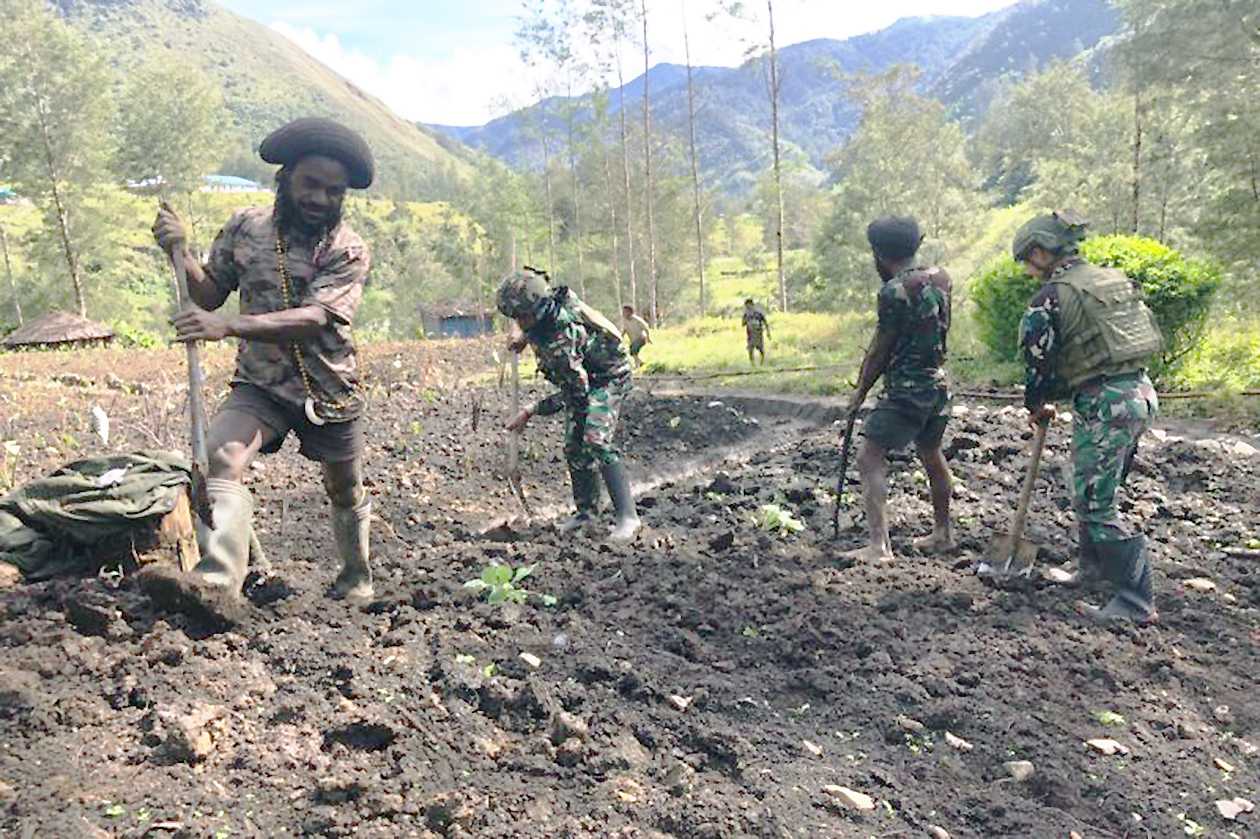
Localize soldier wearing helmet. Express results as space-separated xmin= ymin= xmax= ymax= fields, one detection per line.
xmin=1015 ymin=210 xmax=1163 ymax=623
xmin=498 ymin=268 xmax=641 ymax=542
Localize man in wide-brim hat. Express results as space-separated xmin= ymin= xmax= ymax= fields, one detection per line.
xmin=144 ymin=117 xmax=377 ymax=623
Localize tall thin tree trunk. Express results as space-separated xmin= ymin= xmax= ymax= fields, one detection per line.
xmin=1131 ymin=87 xmax=1143 ymax=234
xmin=616 ymin=44 xmax=638 ymax=312
xmin=566 ymin=86 xmax=586 ymax=297
xmin=767 ymin=0 xmax=786 ymax=313
xmin=0 ymin=224 xmax=22 ymax=326
xmin=683 ymin=3 xmax=707 ymax=318
xmin=540 ymin=132 xmax=558 ymax=275
xmin=34 ymin=90 xmax=86 ymax=317
xmin=603 ymin=147 xmax=623 ymax=312
xmin=641 ymin=0 xmax=659 ymax=325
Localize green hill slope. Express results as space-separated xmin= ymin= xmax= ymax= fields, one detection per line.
xmin=53 ymin=0 xmax=474 ymax=197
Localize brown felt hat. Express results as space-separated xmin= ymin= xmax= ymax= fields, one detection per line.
xmin=259 ymin=117 xmax=375 ymax=189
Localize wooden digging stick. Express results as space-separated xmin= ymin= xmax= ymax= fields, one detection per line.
xmin=164 ymin=210 xmax=213 ymax=527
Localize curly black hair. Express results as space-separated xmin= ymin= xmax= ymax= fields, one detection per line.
xmin=866 ymin=216 xmax=923 ymax=260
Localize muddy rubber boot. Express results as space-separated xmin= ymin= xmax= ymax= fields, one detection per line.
xmin=558 ymin=467 xmax=599 ymax=534
xmin=1054 ymin=525 xmax=1105 ymax=587
xmin=331 ymin=498 xmax=374 ymax=601
xmin=139 ymin=478 xmax=252 ymax=626
xmin=600 ymin=460 xmax=641 ymax=543
xmin=1079 ymin=535 xmax=1157 ymax=624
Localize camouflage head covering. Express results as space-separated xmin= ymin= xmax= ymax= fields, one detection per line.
xmin=496 ymin=267 xmax=552 ymax=319
xmin=1012 ymin=209 xmax=1088 ymax=261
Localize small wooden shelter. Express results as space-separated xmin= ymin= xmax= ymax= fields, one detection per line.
xmin=1 ymin=311 xmax=114 ymax=350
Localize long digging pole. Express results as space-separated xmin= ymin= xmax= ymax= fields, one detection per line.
xmin=162 ymin=201 xmax=211 ymax=524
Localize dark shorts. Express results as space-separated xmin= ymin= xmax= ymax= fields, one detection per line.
xmin=747 ymin=335 xmax=765 ymax=351
xmin=219 ymin=383 xmax=365 ymax=463
xmin=629 ymin=338 xmax=647 ymax=356
xmin=864 ymin=387 xmax=950 ymax=452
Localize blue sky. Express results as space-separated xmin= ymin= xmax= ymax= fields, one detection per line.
xmin=219 ymin=0 xmax=1019 ymax=125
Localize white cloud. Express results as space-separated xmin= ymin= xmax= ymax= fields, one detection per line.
xmin=271 ymin=22 xmax=533 ymax=125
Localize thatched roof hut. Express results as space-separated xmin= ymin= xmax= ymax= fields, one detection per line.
xmin=1 ymin=311 xmax=115 ymax=350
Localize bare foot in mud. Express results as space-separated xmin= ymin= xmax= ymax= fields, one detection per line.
xmin=138 ymin=565 xmax=243 ymax=628
xmin=912 ymin=531 xmax=957 ymax=555
xmin=843 ymin=544 xmax=896 ymax=565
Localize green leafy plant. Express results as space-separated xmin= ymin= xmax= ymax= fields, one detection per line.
xmin=463 ymin=563 xmax=537 ymax=605
xmin=1092 ymin=710 xmax=1127 ymax=727
xmin=970 ymin=234 xmax=1221 ymax=381
xmin=752 ymin=503 xmax=806 ymax=536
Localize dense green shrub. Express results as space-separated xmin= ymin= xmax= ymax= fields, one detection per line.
xmin=970 ymin=235 xmax=1221 ymax=381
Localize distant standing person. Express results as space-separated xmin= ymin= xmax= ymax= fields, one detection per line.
xmin=622 ymin=305 xmax=652 ymax=368
xmin=1015 ymin=210 xmax=1162 ymax=623
xmin=742 ymin=298 xmax=770 ymax=366
xmin=142 ymin=117 xmax=377 ymax=623
xmin=844 ymin=216 xmax=955 ymax=563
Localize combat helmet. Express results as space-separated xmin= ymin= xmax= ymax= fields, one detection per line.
xmin=496 ymin=266 xmax=551 ymax=319
xmin=1012 ymin=209 xmax=1088 ymax=261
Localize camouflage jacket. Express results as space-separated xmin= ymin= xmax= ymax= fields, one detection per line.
xmin=527 ymin=299 xmax=632 ymax=417
xmin=877 ymin=265 xmax=952 ymax=392
xmin=742 ymin=308 xmax=768 ymax=339
xmin=204 ymin=207 xmax=370 ymax=420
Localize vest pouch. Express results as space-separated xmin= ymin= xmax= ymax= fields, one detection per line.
xmin=1053 ymin=265 xmax=1164 ymax=389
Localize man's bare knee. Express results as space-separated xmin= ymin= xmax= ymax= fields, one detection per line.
xmin=208 ymin=441 xmax=251 ymax=481
xmin=857 ymin=442 xmax=885 ymax=476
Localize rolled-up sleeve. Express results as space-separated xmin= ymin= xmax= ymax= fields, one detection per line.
xmin=304 ymin=240 xmax=369 ymax=326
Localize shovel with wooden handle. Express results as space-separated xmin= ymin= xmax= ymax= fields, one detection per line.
xmin=976 ymin=419 xmax=1049 ymax=579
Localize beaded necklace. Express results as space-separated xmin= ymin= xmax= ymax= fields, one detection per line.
xmin=274 ymin=230 xmax=356 ymax=426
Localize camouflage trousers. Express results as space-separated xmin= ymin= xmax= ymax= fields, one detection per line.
xmin=564 ymin=376 xmax=632 ymax=470
xmin=1071 ymin=372 xmax=1159 ymax=544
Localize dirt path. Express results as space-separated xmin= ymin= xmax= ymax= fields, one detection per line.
xmin=2 ymin=348 xmax=1258 ymax=838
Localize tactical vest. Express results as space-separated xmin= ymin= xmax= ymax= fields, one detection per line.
xmin=1049 ymin=261 xmax=1164 ymax=391
xmin=568 ymin=294 xmax=625 ymax=347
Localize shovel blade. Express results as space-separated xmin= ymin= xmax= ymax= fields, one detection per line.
xmin=976 ymin=536 xmax=1041 ymax=579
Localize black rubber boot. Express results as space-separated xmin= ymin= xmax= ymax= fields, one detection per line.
xmin=600 ymin=460 xmax=641 ymax=543
xmin=1057 ymin=524 xmax=1105 ymax=587
xmin=1080 ymin=535 xmax=1157 ymax=624
xmin=331 ymin=498 xmax=374 ymax=601
xmin=558 ymin=467 xmax=599 ymax=533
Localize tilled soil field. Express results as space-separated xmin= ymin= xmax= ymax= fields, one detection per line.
xmin=2 ymin=344 xmax=1259 ymax=838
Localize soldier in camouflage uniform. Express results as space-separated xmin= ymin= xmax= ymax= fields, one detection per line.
xmin=845 ymin=216 xmax=955 ymax=564
xmin=742 ymin=299 xmax=771 ymax=365
xmin=1016 ymin=211 xmax=1162 ymax=623
xmin=143 ymin=118 xmax=377 ymax=622
xmin=498 ymin=268 xmax=641 ymax=542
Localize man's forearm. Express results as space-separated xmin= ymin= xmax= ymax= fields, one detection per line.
xmin=173 ymin=248 xmax=226 ymax=311
xmin=227 ymin=305 xmax=329 ymax=343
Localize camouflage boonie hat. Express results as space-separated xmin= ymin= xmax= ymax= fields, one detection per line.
xmin=1012 ymin=209 xmax=1088 ymax=261
xmin=496 ymin=267 xmax=551 ymax=319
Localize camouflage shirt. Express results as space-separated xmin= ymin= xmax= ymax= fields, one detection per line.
xmin=877 ymin=265 xmax=952 ymax=391
xmin=204 ymin=207 xmax=369 ymax=420
xmin=1018 ymin=258 xmax=1080 ymax=409
xmin=528 ymin=299 xmax=632 ymax=417
xmin=742 ymin=308 xmax=768 ymax=339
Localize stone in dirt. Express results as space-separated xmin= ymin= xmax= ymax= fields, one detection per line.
xmin=1085 ymin=738 xmax=1130 ymax=756
xmin=667 ymin=694 xmax=693 ymax=711
xmin=801 ymin=739 xmax=823 ymax=757
xmin=156 ymin=702 xmax=227 ymax=763
xmin=1214 ymin=757 xmax=1236 ymax=772
xmin=945 ymin=731 xmax=973 ymax=751
xmin=1216 ymin=798 xmax=1254 ymax=821
xmin=896 ymin=715 xmax=925 ymax=733
xmin=821 ymin=785 xmax=875 ymax=811
xmin=550 ymin=710 xmax=589 ymax=745
xmin=926 ymin=826 xmax=952 ymax=839
xmin=1005 ymin=760 xmax=1035 ymax=781
xmin=1184 ymin=577 xmax=1217 ymax=592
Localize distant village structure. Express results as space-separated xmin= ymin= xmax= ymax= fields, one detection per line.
xmin=420 ymin=302 xmax=493 ymax=339
xmin=1 ymin=311 xmax=114 ymax=351
xmin=123 ymin=175 xmax=266 ymax=194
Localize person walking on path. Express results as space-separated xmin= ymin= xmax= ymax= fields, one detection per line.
xmin=742 ymin=298 xmax=770 ymax=366
xmin=622 ymin=305 xmax=651 ymax=368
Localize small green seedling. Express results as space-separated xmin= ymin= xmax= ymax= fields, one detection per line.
xmin=1093 ymin=710 xmax=1127 ymax=727
xmin=752 ymin=503 xmax=806 ymax=536
xmin=464 ymin=563 xmax=536 ymax=605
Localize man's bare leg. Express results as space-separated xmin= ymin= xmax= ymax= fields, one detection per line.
xmin=324 ymin=457 xmax=373 ymax=600
xmin=913 ymin=442 xmax=956 ymax=553
xmin=844 ymin=439 xmax=894 ymax=563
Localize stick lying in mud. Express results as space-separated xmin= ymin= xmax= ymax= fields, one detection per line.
xmin=833 ymin=410 xmax=858 ymax=538
xmin=162 ymin=201 xmax=213 ymax=528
